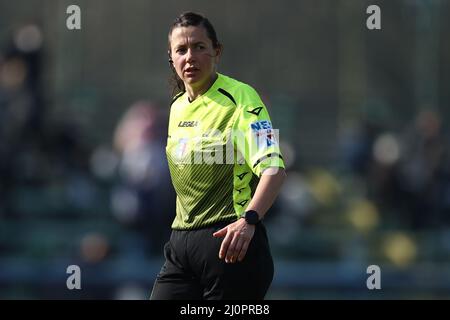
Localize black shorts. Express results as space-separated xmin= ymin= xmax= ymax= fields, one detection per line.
xmin=150 ymin=221 xmax=274 ymax=300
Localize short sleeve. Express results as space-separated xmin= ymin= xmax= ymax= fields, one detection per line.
xmin=232 ymin=85 xmax=285 ymax=177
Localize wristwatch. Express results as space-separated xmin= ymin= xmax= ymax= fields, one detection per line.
xmin=244 ymin=210 xmax=261 ymax=225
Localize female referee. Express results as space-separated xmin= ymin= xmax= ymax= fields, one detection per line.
xmin=150 ymin=11 xmax=286 ymax=300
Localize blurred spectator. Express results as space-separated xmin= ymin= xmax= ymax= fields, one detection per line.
xmin=339 ymin=103 xmax=450 ymax=230
xmin=362 ymin=109 xmax=449 ymax=229
xmin=394 ymin=109 xmax=449 ymax=229
xmin=0 ymin=24 xmax=46 ymax=218
xmin=112 ymin=101 xmax=174 ymax=256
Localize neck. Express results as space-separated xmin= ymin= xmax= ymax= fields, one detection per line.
xmin=186 ymin=73 xmax=218 ymax=102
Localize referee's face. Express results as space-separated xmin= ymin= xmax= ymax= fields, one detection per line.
xmin=169 ymin=26 xmax=220 ymax=90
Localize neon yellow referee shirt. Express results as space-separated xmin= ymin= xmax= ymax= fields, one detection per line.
xmin=166 ymin=73 xmax=285 ymax=229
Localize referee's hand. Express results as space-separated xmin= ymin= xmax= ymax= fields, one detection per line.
xmin=213 ymin=219 xmax=255 ymax=263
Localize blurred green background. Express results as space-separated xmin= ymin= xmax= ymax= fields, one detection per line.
xmin=1 ymin=0 xmax=449 ymax=299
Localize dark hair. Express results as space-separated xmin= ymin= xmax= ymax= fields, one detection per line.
xmin=168 ymin=12 xmax=221 ymax=96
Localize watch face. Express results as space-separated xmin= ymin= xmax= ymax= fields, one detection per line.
xmin=245 ymin=211 xmax=259 ymax=224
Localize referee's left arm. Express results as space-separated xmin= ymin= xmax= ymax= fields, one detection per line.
xmin=244 ymin=167 xmax=286 ymax=220
xmin=213 ymin=167 xmax=286 ymax=263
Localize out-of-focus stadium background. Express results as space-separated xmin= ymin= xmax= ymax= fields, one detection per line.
xmin=1 ymin=0 xmax=449 ymax=299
